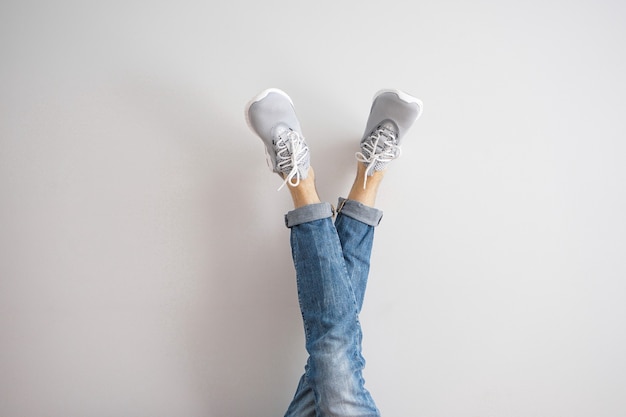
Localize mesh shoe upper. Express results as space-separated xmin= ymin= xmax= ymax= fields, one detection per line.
xmin=357 ymin=89 xmax=423 ymax=187
xmin=245 ymin=89 xmax=310 ymax=189
xmin=356 ymin=120 xmax=402 ymax=175
xmin=271 ymin=124 xmax=310 ymax=189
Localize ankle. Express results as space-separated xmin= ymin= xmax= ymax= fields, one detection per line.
xmin=287 ymin=167 xmax=322 ymax=208
xmin=347 ymin=163 xmax=384 ymax=207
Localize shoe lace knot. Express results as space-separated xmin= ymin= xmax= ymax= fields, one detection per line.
xmin=355 ymin=125 xmax=401 ymax=188
xmin=275 ymin=129 xmax=309 ymax=190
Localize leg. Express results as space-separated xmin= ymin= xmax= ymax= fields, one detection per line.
xmin=336 ymin=88 xmax=423 ymax=311
xmin=317 ymin=90 xmax=423 ymax=413
xmin=335 ymin=164 xmax=385 ymax=312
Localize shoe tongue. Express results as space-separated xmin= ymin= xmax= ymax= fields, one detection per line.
xmin=272 ymin=124 xmax=291 ymax=144
xmin=378 ymin=120 xmax=398 ymax=136
xmin=372 ymin=121 xmax=397 ymax=150
xmin=275 ymin=127 xmax=301 ymax=167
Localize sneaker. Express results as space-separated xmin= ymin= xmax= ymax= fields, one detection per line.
xmin=245 ymin=88 xmax=310 ymax=190
xmin=356 ymin=89 xmax=423 ymax=187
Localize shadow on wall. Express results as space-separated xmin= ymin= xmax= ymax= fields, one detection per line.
xmin=121 ymin=79 xmax=307 ymax=416
xmin=199 ymin=149 xmax=306 ymax=416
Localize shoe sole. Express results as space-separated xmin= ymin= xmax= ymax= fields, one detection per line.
xmin=374 ymin=89 xmax=424 ymax=120
xmin=244 ymin=88 xmax=294 ymax=133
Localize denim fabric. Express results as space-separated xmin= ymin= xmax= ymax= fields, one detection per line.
xmin=284 ymin=200 xmax=382 ymax=417
xmin=336 ymin=197 xmax=383 ymax=227
xmin=285 ymin=202 xmax=334 ymax=228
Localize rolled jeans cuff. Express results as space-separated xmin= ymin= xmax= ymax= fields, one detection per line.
xmin=337 ymin=197 xmax=383 ymax=226
xmin=285 ymin=202 xmax=334 ymax=228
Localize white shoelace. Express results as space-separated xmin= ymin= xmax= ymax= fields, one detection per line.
xmin=355 ymin=126 xmax=401 ymax=188
xmin=275 ymin=129 xmax=309 ymax=191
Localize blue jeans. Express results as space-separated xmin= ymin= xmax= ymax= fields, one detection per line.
xmin=283 ymin=198 xmax=384 ymax=417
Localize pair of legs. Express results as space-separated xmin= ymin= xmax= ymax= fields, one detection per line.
xmin=246 ymin=88 xmax=422 ymax=416
xmin=282 ymin=166 xmax=385 ymax=417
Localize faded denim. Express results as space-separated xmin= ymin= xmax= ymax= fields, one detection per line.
xmin=283 ymin=199 xmax=383 ymax=417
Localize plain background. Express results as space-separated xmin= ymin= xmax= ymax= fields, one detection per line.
xmin=1 ymin=0 xmax=625 ymax=416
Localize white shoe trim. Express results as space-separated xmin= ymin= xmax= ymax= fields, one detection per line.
xmin=244 ymin=88 xmax=294 ymax=132
xmin=373 ymin=89 xmax=424 ymax=120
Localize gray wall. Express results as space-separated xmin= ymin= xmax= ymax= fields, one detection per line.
xmin=2 ymin=0 xmax=625 ymax=416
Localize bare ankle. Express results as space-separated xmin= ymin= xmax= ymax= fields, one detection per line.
xmin=347 ymin=163 xmax=384 ymax=207
xmin=287 ymin=167 xmax=322 ymax=208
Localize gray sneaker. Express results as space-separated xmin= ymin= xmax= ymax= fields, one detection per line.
xmin=245 ymin=88 xmax=310 ymax=190
xmin=356 ymin=89 xmax=423 ymax=187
